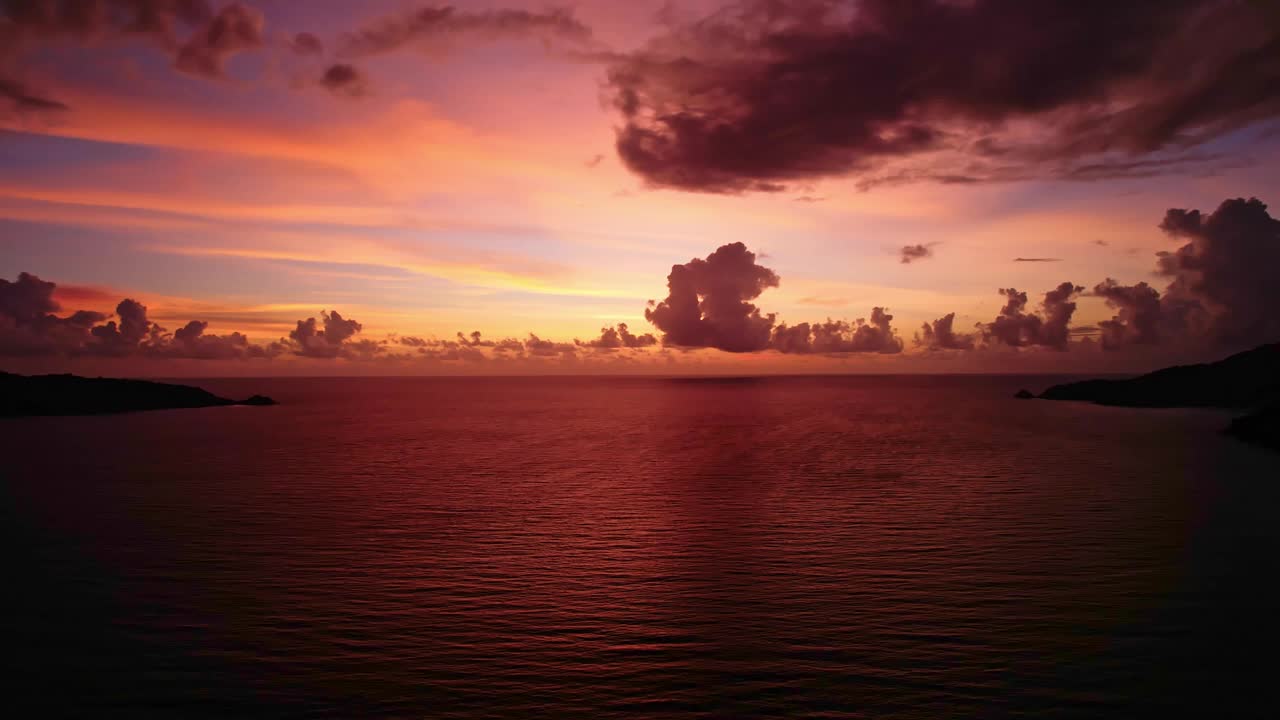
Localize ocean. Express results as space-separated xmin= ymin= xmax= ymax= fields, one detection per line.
xmin=4 ymin=375 xmax=1278 ymax=717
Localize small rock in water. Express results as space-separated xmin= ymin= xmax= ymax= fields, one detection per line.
xmin=239 ymin=395 xmax=278 ymax=406
xmin=1014 ymin=389 xmax=1035 ymax=399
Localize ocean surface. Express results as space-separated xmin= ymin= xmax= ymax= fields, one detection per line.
xmin=4 ymin=375 xmax=1279 ymax=718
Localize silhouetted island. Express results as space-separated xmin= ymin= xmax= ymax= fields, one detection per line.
xmin=1039 ymin=344 xmax=1279 ymax=408
xmin=0 ymin=372 xmax=277 ymax=417
xmin=1037 ymin=343 xmax=1280 ymax=452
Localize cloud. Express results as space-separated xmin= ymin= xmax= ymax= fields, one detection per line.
xmin=524 ymin=333 xmax=576 ymax=358
xmin=89 ymin=298 xmax=159 ymax=355
xmin=581 ymin=323 xmax=657 ymax=350
xmin=2 ymin=0 xmax=215 ymax=46
xmin=0 ymin=272 xmax=273 ymax=360
xmin=287 ymin=310 xmax=363 ymax=358
xmin=642 ymin=242 xmax=909 ymax=355
xmin=291 ymin=31 xmax=323 ymax=55
xmin=320 ymin=63 xmax=367 ymax=97
xmin=1156 ymin=197 xmax=1280 ymax=346
xmin=174 ymin=2 xmax=265 ymax=78
xmin=915 ymin=312 xmax=975 ymax=351
xmin=338 ymin=4 xmax=593 ymax=57
xmin=0 ymin=0 xmax=210 ymax=114
xmin=900 ymin=243 xmax=934 ymax=264
xmin=0 ymin=272 xmax=106 ymax=356
xmin=1013 ymin=257 xmax=1063 ymax=263
xmin=604 ymin=0 xmax=1280 ymax=193
xmin=644 ymin=242 xmax=779 ymax=352
xmin=170 ymin=320 xmax=255 ymax=359
xmin=982 ymin=282 xmax=1083 ymax=350
xmin=768 ymin=310 xmax=904 ymax=355
xmin=0 ymin=75 xmax=69 ymax=117
xmin=1092 ymin=279 xmax=1163 ymax=349
xmin=2 ymin=0 xmax=271 ymax=100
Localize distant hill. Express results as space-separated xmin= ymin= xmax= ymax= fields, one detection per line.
xmin=0 ymin=372 xmax=276 ymax=417
xmin=1036 ymin=343 xmax=1279 ymax=452
xmin=1039 ymin=343 xmax=1280 ymax=408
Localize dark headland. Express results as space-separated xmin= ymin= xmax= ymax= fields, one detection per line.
xmin=1026 ymin=343 xmax=1280 ymax=451
xmin=0 ymin=372 xmax=276 ymax=417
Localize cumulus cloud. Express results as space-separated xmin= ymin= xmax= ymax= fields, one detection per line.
xmin=1089 ymin=197 xmax=1280 ymax=351
xmin=1092 ymin=279 xmax=1163 ymax=349
xmin=288 ymin=310 xmax=363 ymax=358
xmin=915 ymin=313 xmax=975 ymax=351
xmin=769 ymin=310 xmax=904 ymax=355
xmin=581 ymin=323 xmax=657 ymax=350
xmin=983 ymin=282 xmax=1083 ymax=350
xmin=525 ymin=333 xmax=576 ymax=358
xmin=170 ymin=320 xmax=253 ymax=359
xmin=174 ymin=2 xmax=264 ymax=77
xmin=0 ymin=272 xmax=275 ymax=360
xmin=1156 ymin=197 xmax=1280 ymax=346
xmin=89 ymin=298 xmax=159 ymax=355
xmin=899 ymin=244 xmax=934 ymax=264
xmin=0 ymin=272 xmax=105 ymax=356
xmin=604 ymin=0 xmax=1280 ymax=193
xmin=645 ymin=242 xmax=779 ymax=352
xmin=338 ymin=4 xmax=592 ymax=57
xmin=643 ymin=242 xmax=909 ymax=355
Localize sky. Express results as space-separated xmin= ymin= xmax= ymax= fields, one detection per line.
xmin=1 ymin=0 xmax=1278 ymax=375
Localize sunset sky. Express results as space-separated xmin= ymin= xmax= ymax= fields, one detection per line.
xmin=2 ymin=0 xmax=1278 ymax=374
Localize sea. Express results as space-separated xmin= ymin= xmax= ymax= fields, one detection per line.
xmin=3 ymin=375 xmax=1278 ymax=718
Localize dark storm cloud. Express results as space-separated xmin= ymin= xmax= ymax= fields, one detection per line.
xmin=915 ymin=313 xmax=975 ymax=351
xmin=604 ymin=0 xmax=1280 ymax=193
xmin=1086 ymin=197 xmax=1280 ymax=351
xmin=174 ymin=2 xmax=264 ymax=78
xmin=338 ymin=4 xmax=593 ymax=57
xmin=1092 ymin=279 xmax=1162 ymax=349
xmin=320 ymin=63 xmax=366 ymax=97
xmin=644 ymin=242 xmax=779 ymax=352
xmin=899 ymin=244 xmax=934 ymax=264
xmin=982 ymin=282 xmax=1083 ymax=351
xmin=581 ymin=323 xmax=657 ymax=350
xmin=1155 ymin=197 xmax=1280 ymax=346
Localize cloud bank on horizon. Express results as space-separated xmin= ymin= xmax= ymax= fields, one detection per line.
xmin=3 ymin=197 xmax=1277 ymax=369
